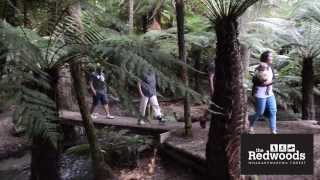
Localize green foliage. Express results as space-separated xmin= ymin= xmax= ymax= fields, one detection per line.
xmin=66 ymin=127 xmax=153 ymax=167
xmin=0 ymin=22 xmax=61 ymax=147
xmin=1 ymin=1 xmax=207 ymax=120
xmin=186 ymin=15 xmax=212 ymax=32
xmin=200 ymin=0 xmax=260 ymax=22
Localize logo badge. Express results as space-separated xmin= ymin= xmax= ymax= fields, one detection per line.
xmin=241 ymin=134 xmax=313 ymax=175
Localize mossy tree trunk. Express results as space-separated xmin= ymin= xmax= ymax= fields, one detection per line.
xmin=67 ymin=1 xmax=115 ymax=180
xmin=175 ymin=0 xmax=192 ymax=136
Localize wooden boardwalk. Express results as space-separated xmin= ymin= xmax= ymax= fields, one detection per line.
xmin=59 ymin=110 xmax=183 ymax=143
xmin=60 ymin=111 xmax=320 ymax=179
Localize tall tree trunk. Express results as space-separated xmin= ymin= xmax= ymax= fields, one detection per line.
xmin=30 ymin=69 xmax=61 ymax=180
xmin=67 ymin=2 xmax=114 ymax=180
xmin=0 ymin=42 xmax=7 ymax=79
xmin=175 ymin=0 xmax=192 ymax=136
xmin=315 ymin=94 xmax=320 ymax=123
xmin=128 ymin=0 xmax=134 ymax=34
xmin=70 ymin=62 xmax=114 ymax=180
xmin=206 ymin=18 xmax=244 ymax=180
xmin=141 ymin=15 xmax=148 ymax=33
xmin=193 ymin=49 xmax=202 ymax=93
xmin=302 ymin=57 xmax=314 ymax=120
xmin=240 ymin=44 xmax=250 ymax=130
xmin=57 ymin=65 xmax=76 ymax=111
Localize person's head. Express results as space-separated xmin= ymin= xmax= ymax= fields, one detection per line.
xmin=96 ymin=67 xmax=103 ymax=74
xmin=260 ymin=50 xmax=273 ymax=64
xmin=144 ymin=67 xmax=153 ymax=75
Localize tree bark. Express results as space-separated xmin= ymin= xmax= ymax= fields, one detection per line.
xmin=315 ymin=94 xmax=320 ymax=123
xmin=70 ymin=62 xmax=114 ymax=180
xmin=206 ymin=18 xmax=244 ymax=180
xmin=175 ymin=0 xmax=192 ymax=136
xmin=57 ymin=65 xmax=76 ymax=111
xmin=67 ymin=2 xmax=115 ymax=180
xmin=0 ymin=42 xmax=7 ymax=79
xmin=193 ymin=49 xmax=202 ymax=93
xmin=240 ymin=44 xmax=250 ymax=130
xmin=302 ymin=57 xmax=314 ymax=120
xmin=128 ymin=0 xmax=134 ymax=34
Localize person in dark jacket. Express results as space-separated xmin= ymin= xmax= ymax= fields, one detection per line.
xmin=137 ymin=68 xmax=165 ymax=125
xmin=89 ymin=67 xmax=114 ymax=119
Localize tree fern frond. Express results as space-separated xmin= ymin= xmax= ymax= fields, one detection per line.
xmin=200 ymin=0 xmax=259 ymax=22
xmin=0 ymin=24 xmax=60 ymax=148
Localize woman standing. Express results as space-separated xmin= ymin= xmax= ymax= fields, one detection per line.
xmin=249 ymin=51 xmax=277 ymax=134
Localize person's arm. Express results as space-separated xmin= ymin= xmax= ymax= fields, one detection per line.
xmin=264 ymin=67 xmax=275 ymax=85
xmin=137 ymin=81 xmax=144 ymax=97
xmin=209 ymin=72 xmax=215 ymax=95
xmin=89 ymin=81 xmax=96 ymax=96
xmin=264 ymin=79 xmax=273 ymax=85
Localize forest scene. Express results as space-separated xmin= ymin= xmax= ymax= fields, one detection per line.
xmin=0 ymin=0 xmax=320 ymax=180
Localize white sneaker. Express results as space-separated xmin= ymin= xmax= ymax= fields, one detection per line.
xmin=91 ymin=114 xmax=98 ymax=119
xmin=248 ymin=126 xmax=255 ymax=134
xmin=271 ymin=129 xmax=277 ymax=134
xmin=137 ymin=120 xmax=146 ymax=125
xmin=106 ymin=115 xmax=115 ymax=119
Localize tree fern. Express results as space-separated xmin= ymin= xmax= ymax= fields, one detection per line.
xmin=0 ymin=23 xmax=61 ymax=147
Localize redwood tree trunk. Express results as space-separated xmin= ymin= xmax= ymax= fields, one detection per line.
xmin=302 ymin=57 xmax=314 ymax=120
xmin=175 ymin=0 xmax=192 ymax=136
xmin=67 ymin=2 xmax=114 ymax=180
xmin=206 ymin=18 xmax=244 ymax=180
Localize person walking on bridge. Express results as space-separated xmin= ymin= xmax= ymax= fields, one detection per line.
xmin=89 ymin=67 xmax=114 ymax=119
xmin=137 ymin=68 xmax=165 ymax=125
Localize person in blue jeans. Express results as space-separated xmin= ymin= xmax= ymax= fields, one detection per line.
xmin=249 ymin=51 xmax=277 ymax=134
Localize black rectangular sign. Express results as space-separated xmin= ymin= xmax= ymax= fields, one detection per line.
xmin=241 ymin=134 xmax=313 ymax=175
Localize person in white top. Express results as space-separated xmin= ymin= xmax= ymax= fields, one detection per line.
xmin=249 ymin=51 xmax=277 ymax=134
